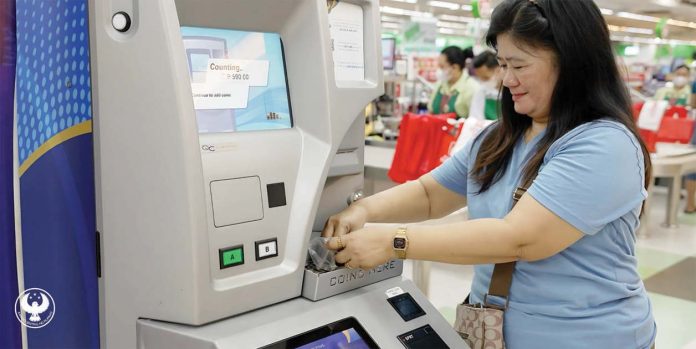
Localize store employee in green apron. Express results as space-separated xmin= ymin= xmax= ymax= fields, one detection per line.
xmin=654 ymin=65 xmax=692 ymax=106
xmin=428 ymin=46 xmax=479 ymax=119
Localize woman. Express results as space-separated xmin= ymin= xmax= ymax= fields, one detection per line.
xmin=323 ymin=0 xmax=656 ymax=347
xmin=428 ymin=46 xmax=479 ymax=119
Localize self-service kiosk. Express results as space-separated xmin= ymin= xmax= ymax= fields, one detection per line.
xmin=89 ymin=0 xmax=468 ymax=348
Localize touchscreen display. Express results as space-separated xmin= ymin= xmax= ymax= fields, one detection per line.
xmin=259 ymin=317 xmax=379 ymax=349
xmin=181 ymin=27 xmax=293 ymax=133
xmin=296 ymin=328 xmax=370 ymax=349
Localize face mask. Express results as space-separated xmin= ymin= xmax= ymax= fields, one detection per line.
xmin=673 ymin=76 xmax=688 ymax=88
xmin=480 ymin=77 xmax=497 ymax=88
xmin=436 ymin=68 xmax=451 ymax=82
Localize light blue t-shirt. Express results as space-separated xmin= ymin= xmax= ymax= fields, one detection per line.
xmin=431 ymin=120 xmax=656 ymax=349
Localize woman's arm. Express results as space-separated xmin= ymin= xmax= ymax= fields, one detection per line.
xmin=322 ymin=174 xmax=467 ymax=237
xmin=328 ymin=193 xmax=583 ymax=269
xmin=406 ymin=194 xmax=583 ymax=264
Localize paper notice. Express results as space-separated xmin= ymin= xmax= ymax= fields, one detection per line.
xmin=329 ymin=2 xmax=365 ymax=82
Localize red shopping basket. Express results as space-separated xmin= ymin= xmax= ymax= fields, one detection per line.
xmin=663 ymin=106 xmax=688 ymax=119
xmin=639 ymin=129 xmax=658 ymax=153
xmin=632 ymin=102 xmax=644 ymax=122
xmin=656 ymin=117 xmax=695 ymax=144
xmin=388 ymin=113 xmax=459 ymax=183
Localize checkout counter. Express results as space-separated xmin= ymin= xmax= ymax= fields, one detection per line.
xmin=88 ymin=0 xmax=467 ymax=348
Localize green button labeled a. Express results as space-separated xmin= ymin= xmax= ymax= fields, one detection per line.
xmin=220 ymin=246 xmax=244 ymax=268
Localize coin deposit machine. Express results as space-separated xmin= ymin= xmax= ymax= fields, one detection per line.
xmin=90 ymin=0 xmax=467 ymax=348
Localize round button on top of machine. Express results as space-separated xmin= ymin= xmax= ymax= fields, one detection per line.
xmin=112 ymin=12 xmax=131 ymax=32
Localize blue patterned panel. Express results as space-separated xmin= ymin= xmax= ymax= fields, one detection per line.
xmin=16 ymin=0 xmax=91 ymax=164
xmin=15 ymin=1 xmax=99 ymax=348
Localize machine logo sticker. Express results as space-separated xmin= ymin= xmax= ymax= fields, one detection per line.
xmin=200 ymin=143 xmax=237 ymax=153
xmin=14 ymin=288 xmax=56 ymax=328
xmin=201 ymin=144 xmax=216 ymax=152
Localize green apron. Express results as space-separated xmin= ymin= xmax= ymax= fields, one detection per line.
xmin=432 ymin=89 xmax=461 ymax=118
xmin=663 ymin=91 xmax=688 ymax=106
xmin=483 ymin=97 xmax=498 ymax=120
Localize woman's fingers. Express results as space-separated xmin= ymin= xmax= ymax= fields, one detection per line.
xmin=321 ymin=218 xmax=335 ymax=238
xmin=335 ymin=249 xmax=350 ymax=264
xmin=326 ymin=235 xmax=345 ymax=251
xmin=334 ymin=222 xmax=351 ymax=237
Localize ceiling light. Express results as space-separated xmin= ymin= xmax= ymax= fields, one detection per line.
xmin=381 ymin=15 xmax=405 ymax=23
xmin=380 ymin=6 xmax=434 ymax=17
xmin=600 ymin=8 xmax=614 ymax=16
xmin=652 ymin=0 xmax=679 ymax=7
xmin=608 ymin=25 xmax=654 ymax=35
xmin=624 ymin=27 xmax=654 ymax=35
xmin=438 ymin=14 xmax=476 ymax=23
xmin=437 ymin=21 xmax=468 ymax=29
xmin=381 ymin=22 xmax=402 ymax=29
xmin=461 ymin=4 xmax=473 ymax=11
xmin=428 ymin=1 xmax=460 ymax=10
xmin=667 ymin=19 xmax=689 ymax=27
xmin=616 ymin=12 xmax=660 ymax=23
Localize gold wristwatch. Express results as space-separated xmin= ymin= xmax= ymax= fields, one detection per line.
xmin=393 ymin=227 xmax=409 ymax=259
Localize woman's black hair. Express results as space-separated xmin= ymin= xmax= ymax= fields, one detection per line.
xmin=472 ymin=51 xmax=499 ymax=69
xmin=441 ymin=46 xmax=473 ymax=71
xmin=471 ymin=0 xmax=652 ymax=198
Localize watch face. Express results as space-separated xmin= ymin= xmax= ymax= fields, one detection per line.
xmin=393 ymin=237 xmax=406 ymax=249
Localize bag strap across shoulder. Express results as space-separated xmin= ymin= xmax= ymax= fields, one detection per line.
xmin=485 ymin=173 xmax=537 ymax=309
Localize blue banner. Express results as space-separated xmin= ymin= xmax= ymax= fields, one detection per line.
xmin=0 ymin=0 xmax=20 ymax=348
xmin=15 ymin=0 xmax=98 ymax=347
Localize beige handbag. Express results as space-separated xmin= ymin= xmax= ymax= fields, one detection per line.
xmin=453 ymin=179 xmax=533 ymax=349
xmin=453 ymin=263 xmax=513 ymax=349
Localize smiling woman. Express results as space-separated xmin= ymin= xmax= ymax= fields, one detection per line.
xmin=473 ymin=0 xmax=652 ymax=195
xmin=324 ymin=0 xmax=656 ymax=348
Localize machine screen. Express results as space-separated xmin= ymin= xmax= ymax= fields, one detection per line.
xmin=296 ymin=328 xmax=370 ymax=349
xmin=260 ymin=317 xmax=379 ymax=349
xmin=387 ymin=293 xmax=426 ymax=322
xmin=181 ymin=27 xmax=293 ymax=133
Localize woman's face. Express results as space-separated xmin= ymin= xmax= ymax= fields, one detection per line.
xmin=496 ymin=33 xmax=558 ymax=122
xmin=438 ymin=54 xmax=461 ymax=75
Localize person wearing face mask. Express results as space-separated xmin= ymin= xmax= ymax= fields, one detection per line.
xmin=427 ymin=46 xmax=479 ymax=119
xmin=655 ymin=65 xmax=692 ymax=106
xmin=470 ymin=50 xmax=501 ymax=120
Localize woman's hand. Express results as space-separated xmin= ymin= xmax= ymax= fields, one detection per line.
xmin=325 ymin=226 xmax=396 ymax=270
xmin=321 ymin=204 xmax=369 ymax=238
